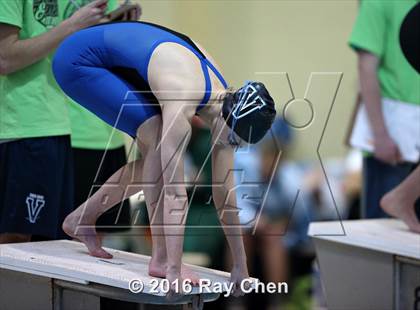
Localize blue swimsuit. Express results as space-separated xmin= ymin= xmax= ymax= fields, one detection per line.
xmin=53 ymin=22 xmax=227 ymax=137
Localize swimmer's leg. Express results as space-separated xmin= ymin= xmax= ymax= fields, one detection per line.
xmin=381 ymin=165 xmax=420 ymax=233
xmin=63 ymin=116 xmax=168 ymax=264
xmin=134 ymin=115 xmax=168 ymax=277
xmin=63 ymin=115 xmax=168 ymax=265
xmin=135 ymin=115 xmax=199 ymax=283
xmin=63 ymin=157 xmax=145 ymax=258
xmin=58 ymin=66 xmax=162 ymax=258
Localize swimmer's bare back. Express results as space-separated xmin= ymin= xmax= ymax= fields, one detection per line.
xmin=147 ymin=41 xmax=227 ymax=122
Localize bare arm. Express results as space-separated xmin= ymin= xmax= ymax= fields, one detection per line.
xmin=358 ymin=51 xmax=386 ymax=136
xmin=211 ymin=142 xmax=249 ymax=296
xmin=0 ymin=0 xmax=108 ymax=75
xmin=358 ymin=51 xmax=401 ymax=164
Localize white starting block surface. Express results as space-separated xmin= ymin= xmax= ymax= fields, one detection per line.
xmin=0 ymin=240 xmax=238 ymax=310
xmin=309 ymin=219 xmax=420 ymax=310
xmin=308 ymin=218 xmax=420 ymax=260
xmin=0 ymin=240 xmax=231 ymax=296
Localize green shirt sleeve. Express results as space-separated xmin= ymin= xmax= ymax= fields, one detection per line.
xmin=0 ymin=0 xmax=24 ymax=28
xmin=348 ymin=1 xmax=387 ymax=58
xmin=106 ymin=0 xmax=119 ymax=13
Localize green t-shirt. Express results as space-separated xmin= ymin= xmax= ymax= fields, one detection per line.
xmin=349 ymin=0 xmax=420 ymax=105
xmin=0 ymin=0 xmax=126 ymax=149
xmin=0 ymin=0 xmax=71 ymax=139
xmin=69 ymin=102 xmax=126 ymax=150
xmin=63 ymin=0 xmax=126 ymax=150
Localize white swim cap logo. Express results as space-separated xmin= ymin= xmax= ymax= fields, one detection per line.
xmin=232 ymin=84 xmax=267 ymax=120
xmin=26 ymin=193 xmax=46 ymax=224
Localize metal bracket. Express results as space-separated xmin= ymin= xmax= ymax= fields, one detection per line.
xmin=186 ymin=295 xmax=204 ymax=310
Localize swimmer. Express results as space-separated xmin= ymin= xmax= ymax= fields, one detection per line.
xmin=53 ymin=21 xmax=276 ymax=296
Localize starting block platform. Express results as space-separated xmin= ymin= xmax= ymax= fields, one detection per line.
xmin=309 ymin=219 xmax=420 ymax=310
xmin=0 ymin=240 xmax=232 ymax=310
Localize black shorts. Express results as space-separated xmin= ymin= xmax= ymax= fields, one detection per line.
xmin=72 ymin=146 xmax=131 ymax=232
xmin=0 ymin=136 xmax=74 ymax=239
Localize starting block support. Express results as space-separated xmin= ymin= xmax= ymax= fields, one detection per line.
xmin=308 ymin=219 xmax=420 ymax=310
xmin=0 ymin=240 xmax=230 ymax=310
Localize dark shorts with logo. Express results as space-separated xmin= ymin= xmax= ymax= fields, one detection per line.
xmin=0 ymin=136 xmax=74 ymax=239
xmin=72 ymin=146 xmax=131 ymax=232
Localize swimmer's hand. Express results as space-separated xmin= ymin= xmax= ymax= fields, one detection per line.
xmin=230 ymin=265 xmax=250 ymax=297
xmin=106 ymin=3 xmax=142 ymax=22
xmin=66 ymin=0 xmax=108 ymax=32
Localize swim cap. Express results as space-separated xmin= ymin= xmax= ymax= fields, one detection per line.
xmin=222 ymin=81 xmax=276 ymax=144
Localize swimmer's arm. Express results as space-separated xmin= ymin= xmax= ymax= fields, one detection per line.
xmin=211 ymin=144 xmax=249 ymax=277
xmin=0 ymin=0 xmax=107 ymax=75
xmin=160 ymin=104 xmax=194 ymax=278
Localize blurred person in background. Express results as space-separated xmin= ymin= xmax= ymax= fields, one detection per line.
xmin=0 ymin=0 xmax=112 ymax=244
xmin=235 ymin=118 xmax=296 ymax=310
xmin=348 ymin=1 xmax=420 ymax=220
xmin=342 ymin=150 xmax=363 ymax=220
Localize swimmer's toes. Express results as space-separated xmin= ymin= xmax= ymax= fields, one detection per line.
xmin=90 ymin=247 xmax=113 ymax=259
xmin=406 ymin=216 xmax=420 ymax=234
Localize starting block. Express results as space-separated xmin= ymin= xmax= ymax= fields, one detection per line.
xmin=0 ymin=240 xmax=233 ymax=310
xmin=309 ymin=219 xmax=420 ymax=310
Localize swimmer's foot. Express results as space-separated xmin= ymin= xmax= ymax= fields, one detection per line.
xmin=148 ymin=257 xmax=167 ymax=278
xmin=381 ymin=189 xmax=420 ymax=233
xmin=62 ymin=211 xmax=113 ymax=259
xmin=180 ymin=264 xmax=200 ymax=285
xmin=148 ymin=258 xmax=200 ymax=285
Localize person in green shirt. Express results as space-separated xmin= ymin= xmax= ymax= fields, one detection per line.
xmin=0 ymin=0 xmax=139 ymax=243
xmin=348 ymin=0 xmax=420 ymax=220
